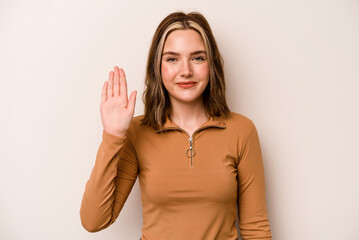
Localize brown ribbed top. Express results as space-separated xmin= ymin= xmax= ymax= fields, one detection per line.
xmin=80 ymin=112 xmax=272 ymax=239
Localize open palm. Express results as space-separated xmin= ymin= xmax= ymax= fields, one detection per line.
xmin=100 ymin=66 xmax=137 ymax=137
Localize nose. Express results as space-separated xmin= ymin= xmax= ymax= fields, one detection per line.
xmin=180 ymin=60 xmax=193 ymax=77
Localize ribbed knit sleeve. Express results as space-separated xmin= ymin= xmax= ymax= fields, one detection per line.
xmin=237 ymin=121 xmax=272 ymax=239
xmin=80 ymin=126 xmax=139 ymax=232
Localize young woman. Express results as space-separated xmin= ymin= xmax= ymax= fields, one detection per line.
xmin=80 ymin=11 xmax=272 ymax=240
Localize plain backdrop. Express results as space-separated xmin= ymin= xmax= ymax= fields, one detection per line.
xmin=1 ymin=0 xmax=358 ymax=239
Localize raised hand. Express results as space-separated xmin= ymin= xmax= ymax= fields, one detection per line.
xmin=100 ymin=66 xmax=137 ymax=138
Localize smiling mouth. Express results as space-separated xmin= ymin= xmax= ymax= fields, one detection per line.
xmin=177 ymin=82 xmax=196 ymax=88
xmin=177 ymin=81 xmax=196 ymax=85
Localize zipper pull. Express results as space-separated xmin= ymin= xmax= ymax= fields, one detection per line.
xmin=186 ymin=137 xmax=196 ymax=167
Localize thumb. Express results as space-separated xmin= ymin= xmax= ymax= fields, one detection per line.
xmin=127 ymin=90 xmax=137 ymax=114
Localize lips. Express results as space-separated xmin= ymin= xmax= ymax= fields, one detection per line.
xmin=177 ymin=81 xmax=196 ymax=89
xmin=177 ymin=81 xmax=196 ymax=85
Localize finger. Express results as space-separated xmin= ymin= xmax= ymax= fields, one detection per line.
xmin=127 ymin=90 xmax=137 ymax=114
xmin=101 ymin=81 xmax=108 ymax=104
xmin=107 ymin=71 xmax=114 ymax=97
xmin=113 ymin=66 xmax=120 ymax=96
xmin=119 ymin=68 xmax=128 ymax=102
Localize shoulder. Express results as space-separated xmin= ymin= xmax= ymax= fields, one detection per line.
xmin=128 ymin=114 xmax=146 ymax=131
xmin=222 ymin=111 xmax=260 ymax=140
xmin=224 ymin=112 xmax=262 ymax=154
xmin=127 ymin=114 xmax=151 ymax=138
xmin=225 ymin=111 xmax=255 ymax=130
xmin=132 ymin=114 xmax=145 ymax=126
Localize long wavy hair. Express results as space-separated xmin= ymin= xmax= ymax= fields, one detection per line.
xmin=140 ymin=11 xmax=230 ymax=130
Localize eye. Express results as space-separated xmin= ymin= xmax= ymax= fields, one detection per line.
xmin=193 ymin=56 xmax=206 ymax=61
xmin=166 ymin=57 xmax=177 ymax=62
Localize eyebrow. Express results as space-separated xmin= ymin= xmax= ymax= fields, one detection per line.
xmin=162 ymin=50 xmax=207 ymax=56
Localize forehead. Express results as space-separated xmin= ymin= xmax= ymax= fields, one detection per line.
xmin=163 ymin=29 xmax=205 ymax=51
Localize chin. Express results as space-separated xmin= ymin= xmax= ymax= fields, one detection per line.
xmin=175 ymin=96 xmax=202 ymax=104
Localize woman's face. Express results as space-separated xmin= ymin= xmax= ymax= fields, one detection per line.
xmin=161 ymin=29 xmax=209 ymax=106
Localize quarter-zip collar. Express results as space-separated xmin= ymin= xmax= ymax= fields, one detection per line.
xmin=155 ymin=114 xmax=226 ymax=134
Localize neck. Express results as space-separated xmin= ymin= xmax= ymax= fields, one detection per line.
xmin=169 ymin=97 xmax=208 ymax=126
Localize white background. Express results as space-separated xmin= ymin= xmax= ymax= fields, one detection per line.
xmin=1 ymin=0 xmax=358 ymax=239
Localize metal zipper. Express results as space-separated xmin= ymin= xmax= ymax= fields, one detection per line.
xmin=185 ymin=125 xmax=226 ymax=168
xmin=186 ymin=137 xmax=196 ymax=168
xmin=159 ymin=125 xmax=226 ymax=168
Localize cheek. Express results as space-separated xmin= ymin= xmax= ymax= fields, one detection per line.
xmin=197 ymin=63 xmax=209 ymax=78
xmin=161 ymin=63 xmax=177 ymax=80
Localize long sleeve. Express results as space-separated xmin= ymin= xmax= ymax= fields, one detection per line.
xmin=237 ymin=121 xmax=272 ymax=239
xmin=80 ymin=126 xmax=139 ymax=232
